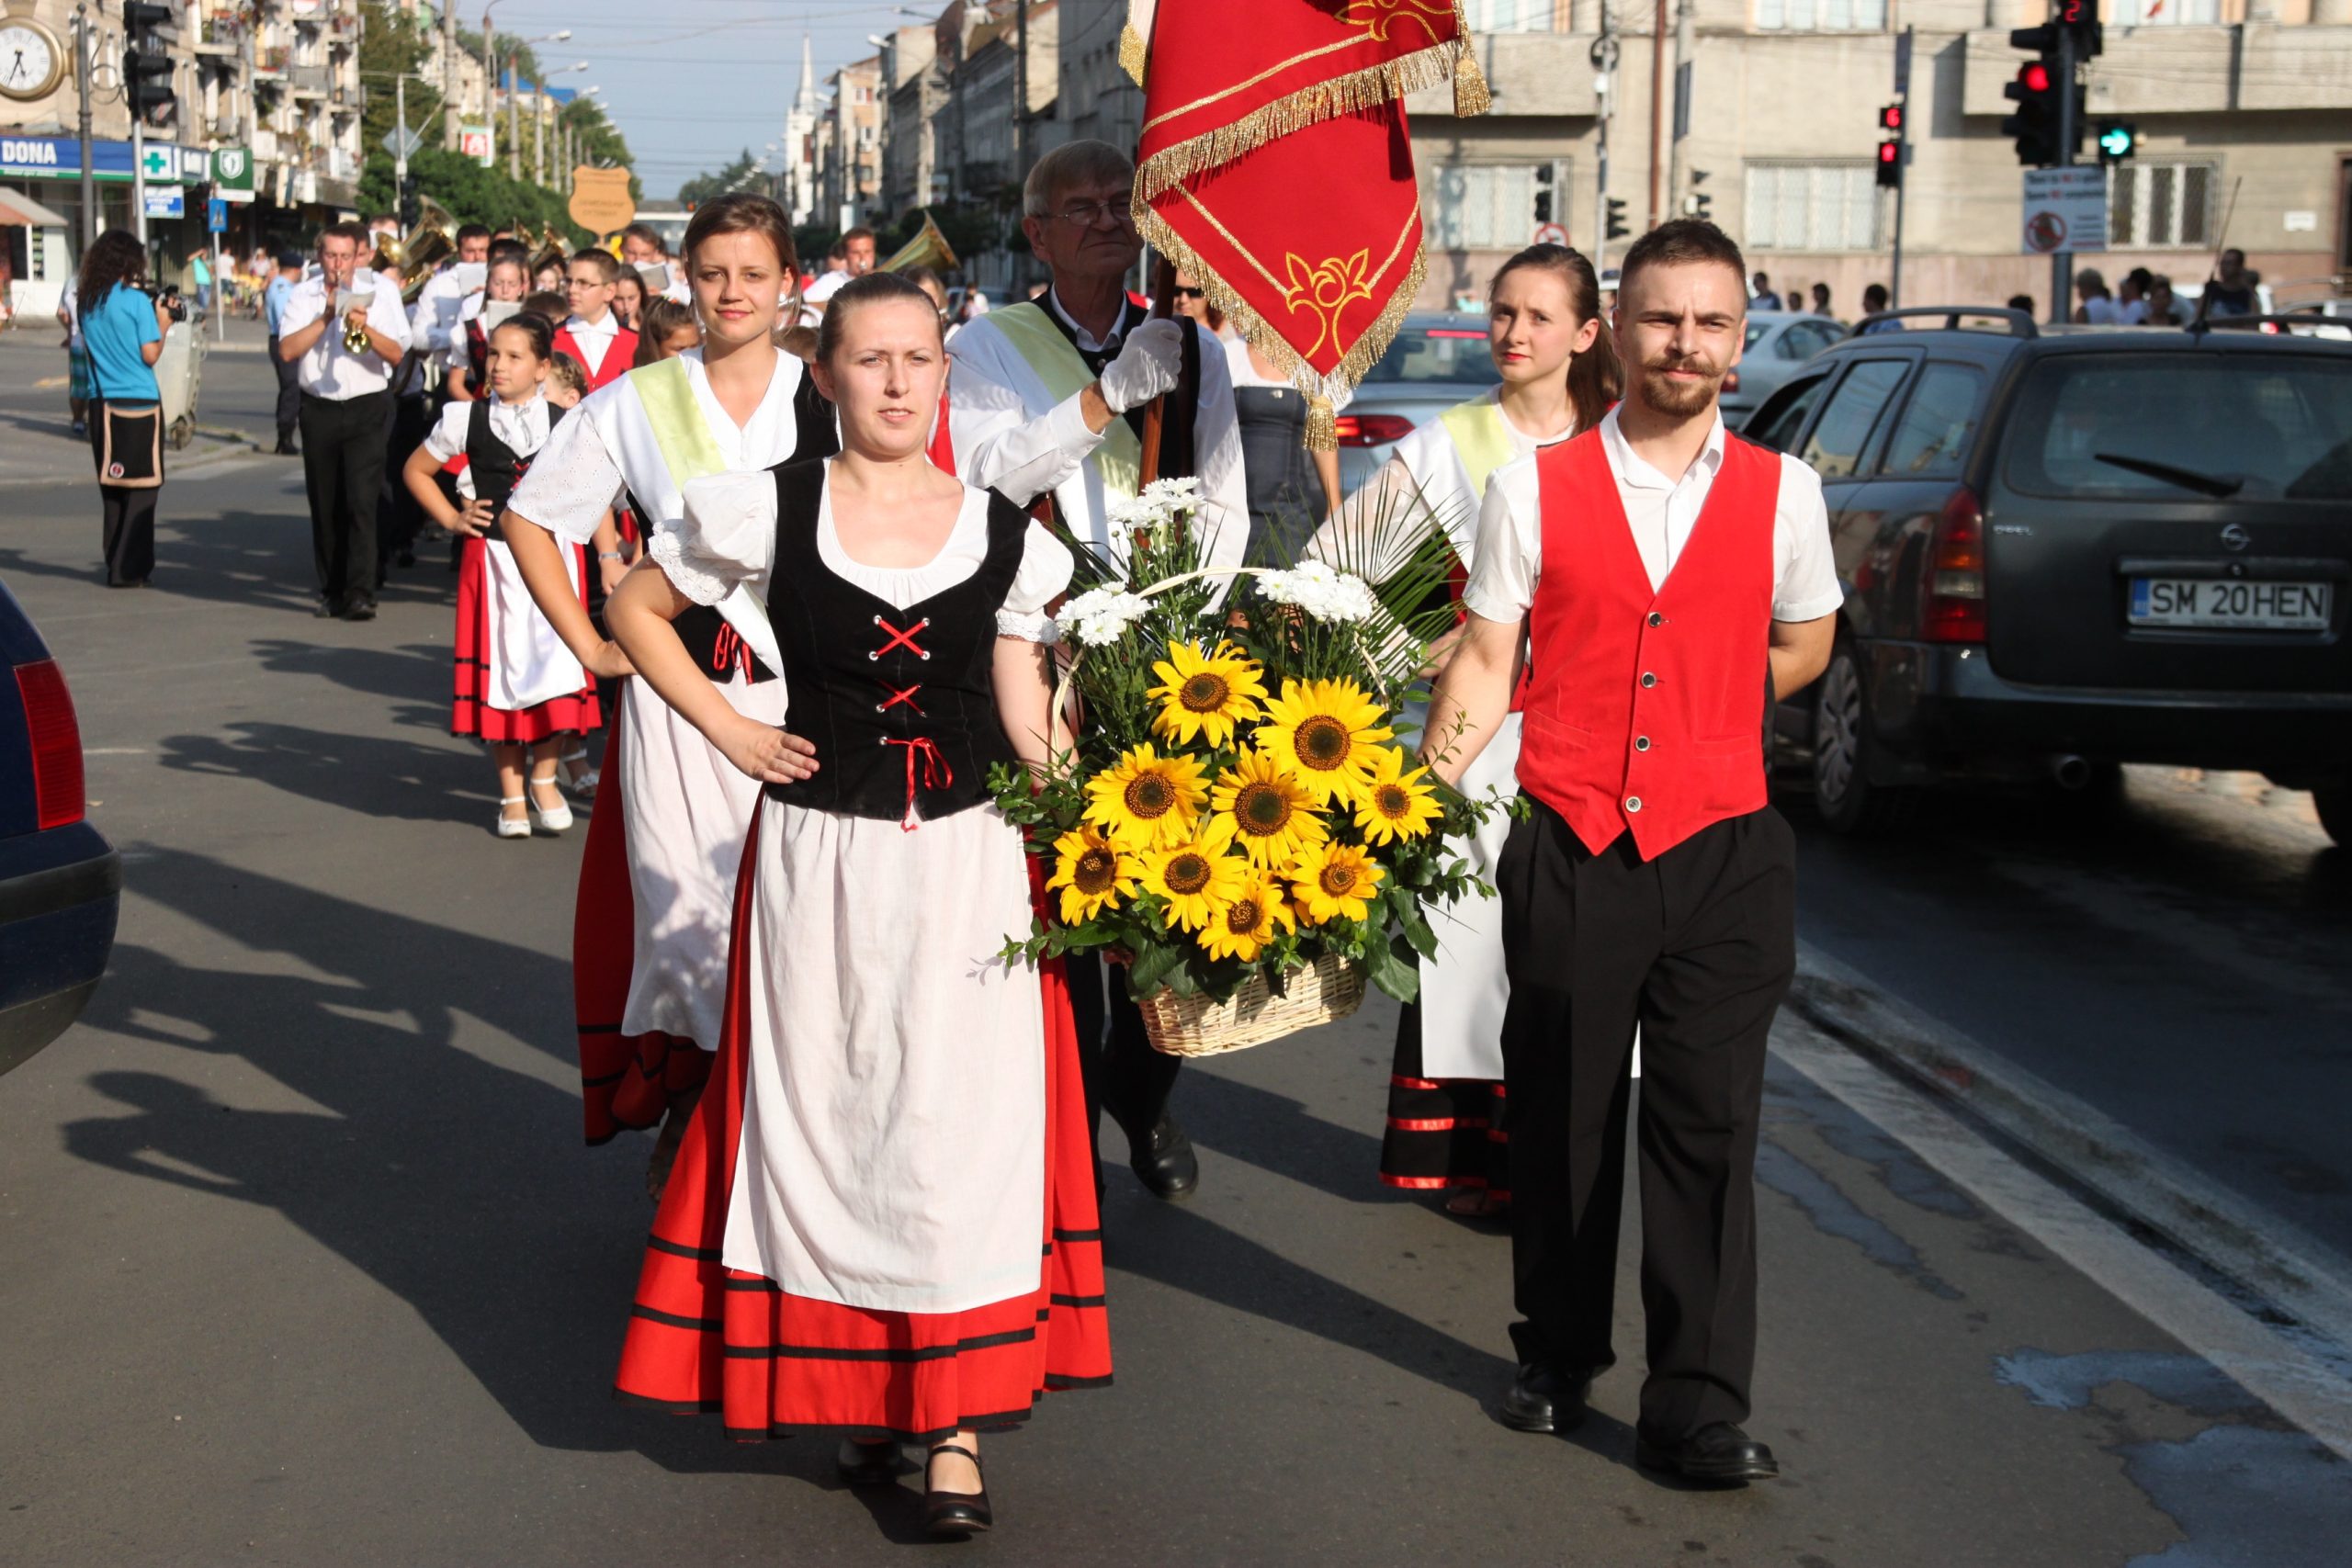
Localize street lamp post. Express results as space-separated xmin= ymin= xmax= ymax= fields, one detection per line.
xmin=535 ymin=62 xmax=586 ymax=186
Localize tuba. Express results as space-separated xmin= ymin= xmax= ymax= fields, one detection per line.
xmin=879 ymin=209 xmax=959 ymax=276
xmin=531 ymin=224 xmax=570 ymax=280
xmin=397 ymin=197 xmax=459 ymax=303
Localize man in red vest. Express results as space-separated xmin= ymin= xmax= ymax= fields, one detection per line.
xmin=1423 ymin=219 xmax=1842 ymax=1485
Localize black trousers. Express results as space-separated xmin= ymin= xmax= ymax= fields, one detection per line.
xmin=1062 ymin=950 xmax=1183 ymax=1165
xmin=378 ymin=391 xmax=433 ymax=568
xmin=297 ymin=389 xmax=389 ymax=607
xmin=267 ymin=337 xmax=302 ymax=441
xmin=86 ymin=397 xmax=159 ymax=586
xmin=1497 ymin=797 xmax=1795 ymax=1439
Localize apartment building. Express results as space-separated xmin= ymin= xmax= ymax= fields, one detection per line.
xmin=1026 ymin=0 xmax=2350 ymax=319
xmin=818 ymin=54 xmax=883 ymax=232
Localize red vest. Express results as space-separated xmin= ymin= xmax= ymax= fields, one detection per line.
xmin=1518 ymin=427 xmax=1780 ymax=861
xmin=552 ymin=321 xmax=640 ymax=392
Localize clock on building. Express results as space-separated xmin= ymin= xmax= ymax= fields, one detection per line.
xmin=0 ymin=4 xmax=66 ymax=105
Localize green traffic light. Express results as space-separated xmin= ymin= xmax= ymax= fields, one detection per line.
xmin=2098 ymin=125 xmax=2134 ymax=159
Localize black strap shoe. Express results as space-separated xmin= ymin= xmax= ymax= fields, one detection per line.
xmin=1128 ymin=1114 xmax=1198 ymax=1201
xmin=1498 ymin=1361 xmax=1594 ymax=1434
xmin=1634 ymin=1421 xmax=1781 ymax=1484
xmin=922 ymin=1443 xmax=992 ymax=1535
xmin=834 ymin=1437 xmax=904 ymax=1487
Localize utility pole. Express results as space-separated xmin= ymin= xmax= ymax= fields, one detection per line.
xmin=1646 ymin=0 xmax=1665 ymax=228
xmin=441 ymin=0 xmax=458 ymax=149
xmin=533 ymin=93 xmax=544 ymax=185
xmin=1591 ymin=19 xmax=1617 ymax=274
xmin=507 ymin=62 xmax=520 ymax=179
xmin=395 ymin=72 xmax=410 ymax=190
xmin=1014 ymin=0 xmax=1030 ymax=176
xmin=1666 ymin=0 xmax=1694 ymax=218
xmin=74 ymin=3 xmax=96 ymax=246
xmin=131 ymin=119 xmax=147 ymax=243
xmin=1889 ymin=28 xmax=1912 ymax=308
xmin=2048 ymin=19 xmax=2076 ymax=325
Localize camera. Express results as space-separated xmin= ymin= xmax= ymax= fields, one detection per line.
xmin=145 ymin=285 xmax=187 ymax=323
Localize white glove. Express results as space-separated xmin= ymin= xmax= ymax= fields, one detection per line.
xmin=1097 ymin=318 xmax=1185 ymax=414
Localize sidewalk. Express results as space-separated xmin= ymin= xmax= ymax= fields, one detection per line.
xmin=0 ymin=326 xmax=268 ymax=488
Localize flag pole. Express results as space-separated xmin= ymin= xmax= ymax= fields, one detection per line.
xmin=1137 ymin=253 xmax=1179 ymax=484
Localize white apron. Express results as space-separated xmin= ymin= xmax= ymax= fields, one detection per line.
xmin=481 ymin=539 xmax=585 ymax=711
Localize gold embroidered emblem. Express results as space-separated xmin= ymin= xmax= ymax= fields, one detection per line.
xmin=1339 ymin=0 xmax=1452 ymax=44
xmin=1282 ymin=250 xmax=1376 ymax=360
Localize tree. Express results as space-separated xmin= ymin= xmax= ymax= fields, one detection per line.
xmin=358 ymin=0 xmax=443 ymax=163
xmin=677 ymin=150 xmax=767 ymax=208
xmin=359 ymin=146 xmax=589 ymax=246
xmin=559 ymin=96 xmax=639 ymax=202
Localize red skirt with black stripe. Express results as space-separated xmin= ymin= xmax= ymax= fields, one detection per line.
xmin=451 ymin=536 xmax=602 ymax=744
xmin=572 ymin=707 xmax=711 ymax=1144
xmin=613 ymin=811 xmax=1113 ymax=1441
xmin=1378 ymin=1000 xmax=1510 ymax=1200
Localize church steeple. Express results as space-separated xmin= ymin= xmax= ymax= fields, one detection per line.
xmin=795 ymin=30 xmax=817 ymax=116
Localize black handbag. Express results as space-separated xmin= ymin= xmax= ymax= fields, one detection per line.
xmin=97 ymin=401 xmax=164 ymax=490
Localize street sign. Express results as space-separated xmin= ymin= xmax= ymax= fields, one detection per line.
xmin=211 ymin=143 xmax=254 ymax=201
xmin=570 ymin=165 xmax=637 ymax=236
xmin=1532 ymin=220 xmax=1567 ymax=246
xmin=207 ymin=197 xmax=226 ymax=231
xmin=460 ymin=124 xmax=492 ymax=165
xmin=142 ymin=186 xmax=184 ymax=219
xmin=138 ymin=143 xmax=174 ymax=182
xmin=380 ymin=124 xmax=424 ymax=161
xmin=2020 ymin=166 xmax=2107 ymax=255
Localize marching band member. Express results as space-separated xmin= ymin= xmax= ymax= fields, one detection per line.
xmin=1313 ymin=243 xmax=1620 ymax=1217
xmin=501 ymin=195 xmax=837 ymax=1194
xmin=554 ymin=250 xmax=640 ymax=393
xmin=606 ymin=269 xmax=1107 ymax=1537
xmin=944 ymin=139 xmax=1248 ymax=1205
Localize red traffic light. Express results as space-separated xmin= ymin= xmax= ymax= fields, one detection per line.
xmin=1878 ymin=140 xmax=1900 ymax=164
xmin=2018 ymin=62 xmax=2052 ymax=94
xmin=1879 ymin=103 xmax=1905 ymax=131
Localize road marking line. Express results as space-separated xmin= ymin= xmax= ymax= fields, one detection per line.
xmin=1771 ymin=1013 xmax=2352 ymax=1464
xmin=1788 ymin=942 xmax=2352 ymax=1359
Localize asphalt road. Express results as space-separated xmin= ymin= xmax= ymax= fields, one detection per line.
xmin=2 ymin=333 xmax=2348 ymax=1566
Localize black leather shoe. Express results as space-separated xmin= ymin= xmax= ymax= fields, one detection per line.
xmin=1634 ymin=1422 xmax=1781 ymax=1484
xmin=273 ymin=437 xmax=297 ymax=456
xmin=313 ymin=598 xmax=344 ymax=618
xmin=1498 ymin=1362 xmax=1593 ymax=1434
xmin=341 ymin=598 xmax=378 ymax=622
xmin=922 ymin=1443 xmax=992 ymax=1535
xmin=1128 ymin=1114 xmax=1198 ymax=1201
xmin=833 ymin=1437 xmax=904 ymax=1487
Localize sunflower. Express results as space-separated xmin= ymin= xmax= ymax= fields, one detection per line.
xmin=1208 ymin=749 xmax=1329 ymax=869
xmin=1046 ymin=826 xmax=1141 ymax=925
xmin=1084 ymin=742 xmax=1209 ymax=851
xmin=1148 ymin=640 xmax=1266 ymax=748
xmin=1196 ymin=867 xmax=1295 ymax=963
xmin=1139 ymin=817 xmax=1250 ymax=932
xmin=1352 ymin=746 xmax=1442 ymax=846
xmin=1256 ymin=677 xmax=1392 ymax=807
xmin=1288 ymin=841 xmax=1385 ymax=926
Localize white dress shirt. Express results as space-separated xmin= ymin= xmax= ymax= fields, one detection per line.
xmin=560 ymin=312 xmax=622 ymax=379
xmin=421 ymin=389 xmax=553 ymax=467
xmin=944 ymin=288 xmax=1249 ymax=580
xmin=277 ymin=268 xmax=414 ymax=400
xmin=1462 ymin=406 xmax=1844 ymax=626
xmin=408 ymin=265 xmax=476 ymax=355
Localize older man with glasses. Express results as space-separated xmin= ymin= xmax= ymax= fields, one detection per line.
xmin=945 ymin=138 xmax=1250 ymax=1209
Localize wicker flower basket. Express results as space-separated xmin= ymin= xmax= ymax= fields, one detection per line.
xmin=1134 ymin=953 xmax=1367 ymax=1058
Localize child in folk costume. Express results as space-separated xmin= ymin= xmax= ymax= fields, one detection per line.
xmin=501 ymin=196 xmax=837 ymax=1190
xmin=605 ymin=270 xmax=1105 ymax=1535
xmin=1314 ymin=244 xmax=1621 ymax=1216
xmin=447 ymin=250 xmax=529 ymax=403
xmin=557 ymin=250 xmax=640 ymax=393
xmin=401 ymin=313 xmax=607 ymax=837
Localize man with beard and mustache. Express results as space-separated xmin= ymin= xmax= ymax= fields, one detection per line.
xmin=1419 ymin=219 xmax=1841 ymax=1485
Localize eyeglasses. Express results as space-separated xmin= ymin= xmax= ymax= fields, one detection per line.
xmin=1047 ymin=198 xmax=1136 ymax=229
xmin=1173 ymin=286 xmax=1204 ymax=299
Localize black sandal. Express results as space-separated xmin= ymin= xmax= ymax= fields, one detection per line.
xmin=922 ymin=1443 xmax=992 ymax=1535
xmin=834 ymin=1436 xmax=904 ymax=1487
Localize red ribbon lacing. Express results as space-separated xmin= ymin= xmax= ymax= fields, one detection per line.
xmin=710 ymin=622 xmax=754 ymax=679
xmin=871 ymin=614 xmax=931 ymax=661
xmin=882 ymin=736 xmax=951 ymax=832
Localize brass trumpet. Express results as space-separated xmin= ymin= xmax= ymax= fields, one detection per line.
xmin=342 ymin=309 xmax=371 ymax=355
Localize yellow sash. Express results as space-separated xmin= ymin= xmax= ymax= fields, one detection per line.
xmin=628 ymin=355 xmax=725 ymax=484
xmin=988 ymin=302 xmax=1141 ymax=504
xmin=1438 ymin=394 xmax=1517 ymax=502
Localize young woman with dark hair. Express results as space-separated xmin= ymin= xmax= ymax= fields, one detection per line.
xmin=501 ymin=193 xmax=838 ymax=1191
xmin=403 ymin=313 xmax=604 ymax=838
xmin=605 ymin=270 xmax=1104 ymax=1534
xmin=75 ymin=229 xmax=175 ymax=588
xmin=1314 ymin=242 xmax=1621 ymax=1217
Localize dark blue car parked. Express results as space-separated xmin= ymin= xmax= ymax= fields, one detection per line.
xmin=0 ymin=579 xmax=119 ymax=1073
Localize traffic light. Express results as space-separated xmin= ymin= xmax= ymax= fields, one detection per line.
xmin=1876 ymin=136 xmax=1903 ymax=189
xmin=1878 ymin=102 xmax=1905 ymax=134
xmin=2004 ymin=20 xmax=2086 ymax=168
xmin=398 ymin=174 xmax=421 ymax=231
xmin=2057 ymin=0 xmax=2103 ymax=60
xmin=2096 ymin=122 xmax=2138 ymax=165
xmin=123 ymin=1 xmax=176 ymax=129
xmin=1680 ymin=168 xmax=1712 ymax=222
xmin=1605 ymin=197 xmax=1629 ymax=242
xmin=1533 ymin=161 xmax=1555 ymax=224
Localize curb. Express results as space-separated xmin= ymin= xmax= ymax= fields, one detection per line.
xmin=1786 ymin=940 xmax=2352 ymax=1355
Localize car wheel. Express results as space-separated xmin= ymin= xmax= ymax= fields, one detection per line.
xmin=2315 ymin=785 xmax=2351 ymax=848
xmin=1811 ymin=640 xmax=1914 ymax=833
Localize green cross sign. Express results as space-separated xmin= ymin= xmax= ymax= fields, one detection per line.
xmin=139 ymin=144 xmax=174 ymax=181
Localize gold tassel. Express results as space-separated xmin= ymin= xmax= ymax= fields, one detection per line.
xmin=1305 ymin=394 xmax=1338 ymax=453
xmin=1118 ymin=22 xmax=1148 ymax=87
xmin=1453 ymin=42 xmax=1491 ymax=118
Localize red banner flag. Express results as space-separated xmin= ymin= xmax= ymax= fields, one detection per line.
xmin=1127 ymin=1 xmax=1488 ymax=446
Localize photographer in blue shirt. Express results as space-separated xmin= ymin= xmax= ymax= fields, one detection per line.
xmin=75 ymin=231 xmax=174 ymax=589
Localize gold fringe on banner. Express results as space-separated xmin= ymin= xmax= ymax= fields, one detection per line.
xmin=1134 ymin=200 xmax=1428 ymax=452
xmin=1450 ymin=5 xmax=1491 ymax=119
xmin=1119 ymin=24 xmax=1149 ymax=86
xmin=1305 ymin=393 xmax=1338 ymax=453
xmin=1134 ymin=39 xmax=1482 ymax=205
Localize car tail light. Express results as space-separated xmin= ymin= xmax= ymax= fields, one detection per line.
xmin=1922 ymin=487 xmax=1986 ymax=644
xmin=1722 ymin=369 xmax=1741 ymax=395
xmin=1425 ymin=328 xmax=1487 ymax=339
xmin=14 ymin=659 xmax=87 ymax=830
xmin=1333 ymin=412 xmax=1417 ymax=446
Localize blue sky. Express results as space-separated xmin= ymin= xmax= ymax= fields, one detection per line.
xmin=485 ymin=0 xmax=935 ymax=199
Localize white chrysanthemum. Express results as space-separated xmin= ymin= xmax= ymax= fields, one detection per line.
xmin=1061 ymin=586 xmax=1155 ymax=647
xmin=1140 ymin=475 xmax=1202 ymax=513
xmin=1257 ymin=560 xmax=1380 ymax=625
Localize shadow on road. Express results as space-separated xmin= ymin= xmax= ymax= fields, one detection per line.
xmin=159 ymin=720 xmax=493 ymax=825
